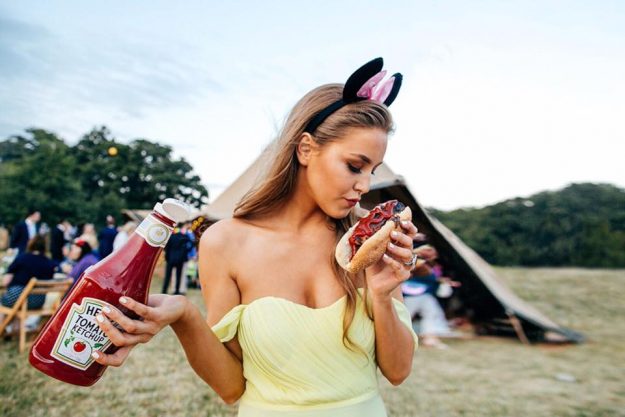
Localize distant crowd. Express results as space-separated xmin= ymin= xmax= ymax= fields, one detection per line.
xmin=1 ymin=209 xmax=198 ymax=317
xmin=3 ymin=209 xmax=465 ymax=348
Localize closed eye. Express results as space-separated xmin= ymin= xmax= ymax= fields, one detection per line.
xmin=348 ymin=163 xmax=379 ymax=176
xmin=347 ymin=163 xmax=361 ymax=174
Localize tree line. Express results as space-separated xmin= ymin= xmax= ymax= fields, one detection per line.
xmin=0 ymin=127 xmax=209 ymax=229
xmin=430 ymin=183 xmax=625 ymax=268
xmin=2 ymin=128 xmax=623 ymax=267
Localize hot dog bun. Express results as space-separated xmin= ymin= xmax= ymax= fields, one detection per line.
xmin=335 ymin=202 xmax=412 ymax=274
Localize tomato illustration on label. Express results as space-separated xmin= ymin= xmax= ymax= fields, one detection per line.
xmin=51 ymin=298 xmax=112 ymax=370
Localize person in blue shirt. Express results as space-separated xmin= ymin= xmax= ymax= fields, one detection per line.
xmin=1 ymin=235 xmax=55 ymax=310
xmin=62 ymin=239 xmax=100 ymax=283
xmin=98 ymin=215 xmax=118 ymax=259
xmin=162 ymin=225 xmax=193 ymax=295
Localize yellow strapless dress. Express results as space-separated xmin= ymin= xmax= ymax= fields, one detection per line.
xmin=211 ymin=289 xmax=418 ymax=416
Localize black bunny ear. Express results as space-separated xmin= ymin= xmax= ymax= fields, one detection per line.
xmin=343 ymin=57 xmax=384 ymax=102
xmin=383 ymin=73 xmax=403 ymax=106
xmin=304 ymin=57 xmax=403 ymax=133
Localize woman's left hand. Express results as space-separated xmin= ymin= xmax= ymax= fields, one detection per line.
xmin=365 ymin=220 xmax=419 ymax=301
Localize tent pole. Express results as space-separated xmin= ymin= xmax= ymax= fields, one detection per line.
xmin=506 ymin=310 xmax=530 ymax=345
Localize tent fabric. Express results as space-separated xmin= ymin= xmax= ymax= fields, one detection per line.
xmin=203 ymin=150 xmax=272 ymax=221
xmin=199 ymin=153 xmax=583 ymax=343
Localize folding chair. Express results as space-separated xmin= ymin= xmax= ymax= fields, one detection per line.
xmin=0 ymin=277 xmax=73 ymax=353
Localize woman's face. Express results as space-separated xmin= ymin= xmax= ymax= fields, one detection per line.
xmin=69 ymin=244 xmax=82 ymax=261
xmin=306 ymin=127 xmax=388 ymax=219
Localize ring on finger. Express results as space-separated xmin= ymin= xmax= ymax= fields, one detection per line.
xmin=403 ymin=253 xmax=417 ymax=268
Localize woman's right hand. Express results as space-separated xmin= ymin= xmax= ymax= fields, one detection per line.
xmin=92 ymin=294 xmax=188 ymax=367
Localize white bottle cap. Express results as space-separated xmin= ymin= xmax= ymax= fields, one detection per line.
xmin=161 ymin=198 xmax=192 ymax=223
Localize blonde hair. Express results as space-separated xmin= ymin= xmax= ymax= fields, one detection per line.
xmin=234 ymin=84 xmax=394 ymax=352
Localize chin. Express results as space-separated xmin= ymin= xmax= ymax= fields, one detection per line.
xmin=326 ymin=207 xmax=353 ymax=220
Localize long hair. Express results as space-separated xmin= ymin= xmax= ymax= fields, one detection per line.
xmin=26 ymin=235 xmax=47 ymax=254
xmin=234 ymin=84 xmax=394 ymax=352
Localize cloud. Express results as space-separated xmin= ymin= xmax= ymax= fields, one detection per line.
xmin=0 ymin=16 xmax=53 ymax=80
xmin=0 ymin=14 xmax=224 ymax=138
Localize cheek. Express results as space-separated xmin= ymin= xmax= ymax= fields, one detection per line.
xmin=316 ymin=159 xmax=352 ymax=193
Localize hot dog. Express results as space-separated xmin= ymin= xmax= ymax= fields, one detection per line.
xmin=335 ymin=200 xmax=412 ymax=274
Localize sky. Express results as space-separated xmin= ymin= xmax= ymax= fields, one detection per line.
xmin=1 ymin=1 xmax=623 ymax=210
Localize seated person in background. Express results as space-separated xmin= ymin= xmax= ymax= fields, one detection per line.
xmin=401 ymin=244 xmax=461 ymax=349
xmin=62 ymin=239 xmax=100 ymax=282
xmin=413 ymin=244 xmax=461 ymax=296
xmin=1 ymin=235 xmax=56 ymax=313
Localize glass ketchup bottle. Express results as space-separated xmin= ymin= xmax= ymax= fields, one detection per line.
xmin=29 ymin=198 xmax=190 ymax=386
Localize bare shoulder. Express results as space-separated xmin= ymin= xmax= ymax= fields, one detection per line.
xmin=199 ymin=218 xmax=253 ymax=256
xmin=198 ymin=218 xmax=254 ymax=324
xmin=200 ymin=218 xmax=240 ymax=246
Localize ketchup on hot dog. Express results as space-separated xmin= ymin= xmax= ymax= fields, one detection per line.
xmin=348 ymin=200 xmax=406 ymax=258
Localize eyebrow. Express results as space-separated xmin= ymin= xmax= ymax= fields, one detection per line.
xmin=350 ymin=153 xmax=372 ymax=164
xmin=349 ymin=153 xmax=382 ymax=169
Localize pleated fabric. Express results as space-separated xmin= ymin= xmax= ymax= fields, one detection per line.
xmin=211 ymin=289 xmax=418 ymax=416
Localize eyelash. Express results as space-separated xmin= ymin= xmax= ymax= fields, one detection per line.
xmin=347 ymin=163 xmax=376 ymax=175
xmin=347 ymin=163 xmax=361 ymax=174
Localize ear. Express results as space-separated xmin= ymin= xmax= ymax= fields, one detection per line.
xmin=296 ymin=133 xmax=316 ymax=166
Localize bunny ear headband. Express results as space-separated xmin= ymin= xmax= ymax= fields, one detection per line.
xmin=304 ymin=57 xmax=403 ymax=133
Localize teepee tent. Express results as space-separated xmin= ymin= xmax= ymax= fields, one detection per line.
xmin=201 ymin=150 xmax=583 ymax=344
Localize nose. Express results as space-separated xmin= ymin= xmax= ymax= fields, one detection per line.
xmin=353 ymin=174 xmax=371 ymax=195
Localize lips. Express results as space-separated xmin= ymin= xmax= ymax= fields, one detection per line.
xmin=345 ymin=198 xmax=360 ymax=207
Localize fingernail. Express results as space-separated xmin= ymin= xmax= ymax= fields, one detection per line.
xmin=103 ymin=306 xmax=111 ymax=314
xmin=92 ymin=352 xmax=100 ymax=359
xmin=402 ymin=220 xmax=409 ymax=226
xmin=120 ymin=297 xmax=128 ymax=304
xmin=96 ymin=314 xmax=104 ymax=323
xmin=388 ymin=242 xmax=396 ymax=249
xmin=391 ymin=231 xmax=399 ymax=238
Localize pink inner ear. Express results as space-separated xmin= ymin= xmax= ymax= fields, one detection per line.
xmin=371 ymin=77 xmax=395 ymax=103
xmin=356 ymin=70 xmax=387 ymax=98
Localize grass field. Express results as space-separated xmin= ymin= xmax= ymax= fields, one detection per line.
xmin=2 ymin=267 xmax=624 ymax=417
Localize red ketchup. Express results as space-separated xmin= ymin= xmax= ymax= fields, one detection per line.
xmin=348 ymin=200 xmax=403 ymax=258
xmin=29 ymin=198 xmax=190 ymax=386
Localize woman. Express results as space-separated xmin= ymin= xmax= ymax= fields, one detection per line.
xmin=93 ymin=58 xmax=419 ymax=416
xmin=1 ymin=235 xmax=55 ymax=310
xmin=62 ymin=238 xmax=100 ymax=282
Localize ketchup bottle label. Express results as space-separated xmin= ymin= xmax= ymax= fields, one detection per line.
xmin=50 ymin=297 xmax=112 ymax=370
xmin=135 ymin=214 xmax=172 ymax=247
